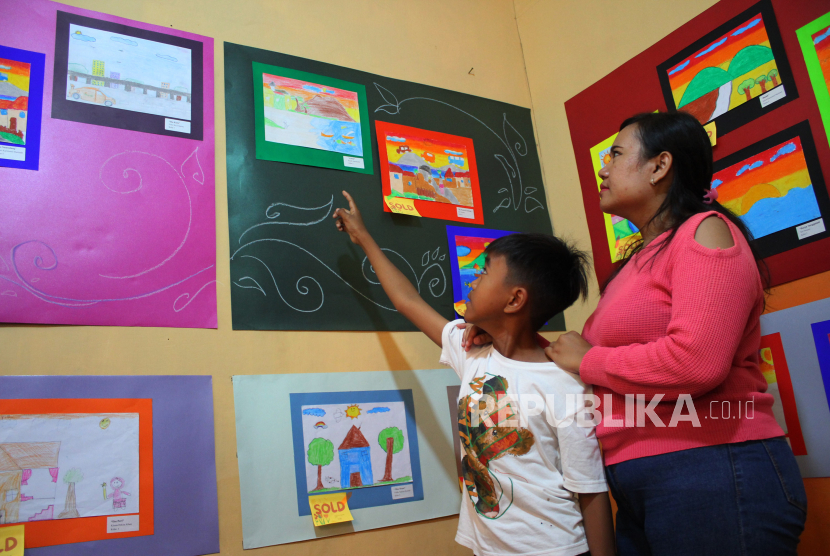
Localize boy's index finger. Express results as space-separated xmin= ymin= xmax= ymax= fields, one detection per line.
xmin=342 ymin=190 xmax=357 ymax=213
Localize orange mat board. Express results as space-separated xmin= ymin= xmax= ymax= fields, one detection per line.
xmin=765 ymin=270 xmax=830 ymax=314
xmin=0 ymin=398 xmax=153 ymax=548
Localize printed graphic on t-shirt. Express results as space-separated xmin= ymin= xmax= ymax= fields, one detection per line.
xmin=458 ymin=373 xmax=534 ymax=519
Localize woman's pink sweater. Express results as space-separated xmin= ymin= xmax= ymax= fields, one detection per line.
xmin=580 ymin=211 xmax=784 ymax=466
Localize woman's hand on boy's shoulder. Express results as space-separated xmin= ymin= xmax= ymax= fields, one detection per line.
xmin=333 ymin=190 xmax=370 ymax=245
xmin=545 ymin=331 xmax=592 ymax=373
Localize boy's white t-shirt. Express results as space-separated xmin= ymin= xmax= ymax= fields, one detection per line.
xmin=441 ymin=320 xmax=606 ymax=556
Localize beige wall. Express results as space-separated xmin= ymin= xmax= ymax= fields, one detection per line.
xmin=4 ymin=0 xmax=829 ymax=554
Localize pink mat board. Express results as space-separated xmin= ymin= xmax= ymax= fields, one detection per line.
xmin=0 ymin=0 xmax=216 ymax=327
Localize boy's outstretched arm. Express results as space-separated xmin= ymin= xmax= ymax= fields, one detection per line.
xmin=579 ymin=491 xmax=615 ymax=556
xmin=333 ymin=191 xmax=448 ymax=346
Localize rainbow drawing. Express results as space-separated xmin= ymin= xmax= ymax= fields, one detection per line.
xmin=711 ymin=136 xmax=820 ymax=239
xmin=446 ymin=226 xmax=515 ymax=317
xmin=667 ymin=13 xmax=780 ymax=125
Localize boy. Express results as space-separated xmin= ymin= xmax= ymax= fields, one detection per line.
xmin=334 ymin=191 xmax=614 ymax=556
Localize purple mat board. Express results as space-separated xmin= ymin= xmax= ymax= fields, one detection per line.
xmin=0 ymin=375 xmax=219 ymax=556
xmin=0 ymin=0 xmax=217 ymax=328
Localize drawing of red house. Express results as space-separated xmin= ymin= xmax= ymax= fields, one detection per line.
xmin=0 ymin=442 xmax=60 ymax=524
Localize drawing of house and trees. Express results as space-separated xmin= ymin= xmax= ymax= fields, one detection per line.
xmin=667 ymin=13 xmax=782 ymax=125
xmin=0 ymin=413 xmax=139 ymax=524
xmin=300 ymin=402 xmax=412 ymax=494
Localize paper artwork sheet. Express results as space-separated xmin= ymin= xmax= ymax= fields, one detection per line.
xmin=796 ymin=12 xmax=830 ymax=150
xmin=252 ymin=62 xmax=373 ymax=174
xmin=65 ymin=24 xmax=192 ymax=121
xmin=377 ymin=121 xmax=483 ymax=224
xmin=0 ymin=45 xmax=45 ymax=170
xmin=710 ymin=120 xmax=830 ymax=258
xmin=300 ymin=401 xmax=413 ymax=494
xmin=446 ymin=226 xmax=514 ymax=317
xmin=589 ymin=133 xmax=641 ymax=262
xmin=657 ymin=0 xmax=796 ymax=136
xmin=51 ymin=10 xmax=205 ymax=139
xmin=0 ymin=413 xmax=139 ymax=524
xmin=235 ymin=371 xmax=459 ymax=549
xmin=261 ymin=73 xmax=361 ymax=156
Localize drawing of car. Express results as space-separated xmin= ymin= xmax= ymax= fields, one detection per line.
xmin=69 ymin=87 xmax=116 ymax=107
xmin=396 ymin=145 xmax=411 ymax=154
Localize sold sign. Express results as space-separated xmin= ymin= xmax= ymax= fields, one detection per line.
xmin=309 ymin=492 xmax=353 ymax=526
xmin=0 ymin=525 xmax=23 ymax=556
xmin=384 ymin=196 xmax=421 ymax=217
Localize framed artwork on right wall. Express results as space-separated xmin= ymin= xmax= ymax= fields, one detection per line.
xmin=710 ymin=120 xmax=830 ymax=259
xmin=657 ymin=0 xmax=797 ymax=136
xmin=796 ymin=11 xmax=830 ymax=150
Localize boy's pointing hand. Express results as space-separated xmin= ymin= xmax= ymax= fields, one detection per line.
xmin=333 ymin=190 xmax=369 ymax=245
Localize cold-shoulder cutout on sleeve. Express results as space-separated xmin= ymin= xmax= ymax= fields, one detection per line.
xmin=694 ymin=214 xmax=736 ymax=250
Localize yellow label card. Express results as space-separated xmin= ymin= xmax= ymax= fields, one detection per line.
xmin=704 ymin=121 xmax=717 ymax=146
xmin=384 ymin=196 xmax=421 ymax=217
xmin=0 ymin=525 xmax=23 ymax=556
xmin=309 ymin=493 xmax=353 ymax=526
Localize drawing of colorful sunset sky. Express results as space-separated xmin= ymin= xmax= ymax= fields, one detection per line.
xmin=711 ymin=136 xmax=820 ymax=239
xmin=812 ymin=24 xmax=830 ymax=88
xmin=261 ymin=73 xmax=362 ymax=156
xmin=668 ymin=14 xmax=780 ymax=124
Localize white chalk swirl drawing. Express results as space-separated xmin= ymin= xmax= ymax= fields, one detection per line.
xmin=231 ymin=199 xmax=446 ymax=313
xmin=0 ymin=148 xmax=213 ymax=312
xmin=373 ymin=83 xmax=544 ymax=214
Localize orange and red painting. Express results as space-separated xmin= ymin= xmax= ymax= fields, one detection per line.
xmin=711 ymin=136 xmax=820 ymax=239
xmin=813 ymin=24 xmax=830 ymax=86
xmin=383 ymin=129 xmax=474 ymax=208
xmin=0 ymin=57 xmax=31 ymax=146
xmin=261 ymin=73 xmax=362 ymax=156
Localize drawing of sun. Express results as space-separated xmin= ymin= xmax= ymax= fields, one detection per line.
xmin=345 ymin=404 xmax=362 ymax=419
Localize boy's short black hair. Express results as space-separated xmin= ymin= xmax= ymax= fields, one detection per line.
xmin=484 ymin=233 xmax=590 ymax=330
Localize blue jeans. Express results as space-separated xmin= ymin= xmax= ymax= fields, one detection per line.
xmin=605 ymin=438 xmax=806 ymax=556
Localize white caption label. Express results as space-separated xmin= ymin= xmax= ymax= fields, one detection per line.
xmin=390 ymin=484 xmax=414 ymax=500
xmin=456 ymin=207 xmax=475 ymax=219
xmin=343 ymin=156 xmax=365 ymax=169
xmin=164 ymin=118 xmax=191 ymax=134
xmin=107 ymin=515 xmax=139 ymax=533
xmin=760 ymin=85 xmax=786 ymax=108
xmin=0 ymin=144 xmax=26 ymax=161
xmin=796 ymin=218 xmax=825 ymax=240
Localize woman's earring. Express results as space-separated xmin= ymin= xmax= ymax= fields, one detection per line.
xmin=650 ymin=178 xmax=655 ymax=185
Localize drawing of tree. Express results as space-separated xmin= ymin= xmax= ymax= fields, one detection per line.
xmin=58 ymin=468 xmax=84 ymax=519
xmin=307 ymin=438 xmax=334 ymax=491
xmin=756 ymin=74 xmax=769 ymax=93
xmin=768 ymin=69 xmax=779 ymax=87
xmin=378 ymin=427 xmax=405 ymax=482
xmin=737 ymin=78 xmax=756 ymax=101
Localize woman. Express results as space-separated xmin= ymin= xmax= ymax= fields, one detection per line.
xmin=467 ymin=112 xmax=806 ymax=554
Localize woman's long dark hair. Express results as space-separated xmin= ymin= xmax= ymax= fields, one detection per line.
xmin=603 ymin=111 xmax=769 ymax=291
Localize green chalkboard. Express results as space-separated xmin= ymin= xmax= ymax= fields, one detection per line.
xmin=226 ymin=42 xmax=563 ymax=331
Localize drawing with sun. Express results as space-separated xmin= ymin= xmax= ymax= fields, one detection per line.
xmin=299 ymin=402 xmax=413 ymax=493
xmin=711 ymin=136 xmax=820 ymax=239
